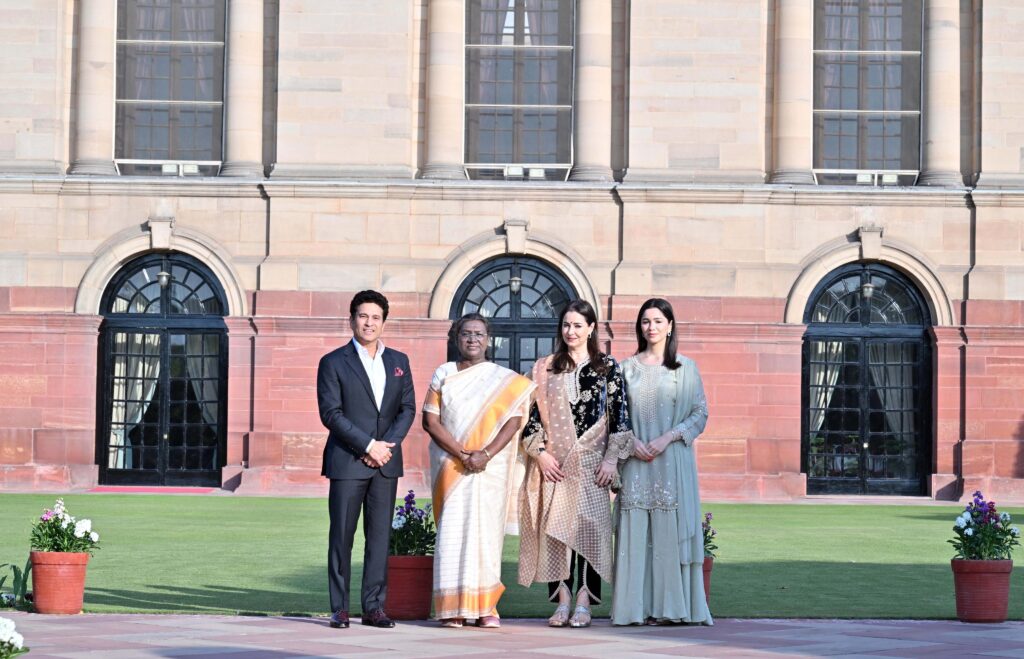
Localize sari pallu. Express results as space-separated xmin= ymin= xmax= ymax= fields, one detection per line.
xmin=517 ymin=355 xmax=632 ymax=590
xmin=426 ymin=361 xmax=534 ymax=620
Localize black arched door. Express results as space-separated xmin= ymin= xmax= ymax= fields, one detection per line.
xmin=802 ymin=263 xmax=932 ymax=495
xmin=97 ymin=253 xmax=228 ymax=486
xmin=450 ymin=256 xmax=576 ymax=374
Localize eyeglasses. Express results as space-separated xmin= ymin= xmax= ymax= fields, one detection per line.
xmin=458 ymin=331 xmax=487 ymax=340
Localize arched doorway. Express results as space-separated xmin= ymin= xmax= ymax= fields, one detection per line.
xmin=450 ymin=255 xmax=576 ymax=374
xmin=97 ymin=253 xmax=228 ymax=486
xmin=802 ymin=263 xmax=932 ymax=495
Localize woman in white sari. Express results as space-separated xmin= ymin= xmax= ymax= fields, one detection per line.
xmin=422 ymin=313 xmax=535 ymax=628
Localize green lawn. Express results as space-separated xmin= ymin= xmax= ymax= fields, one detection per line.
xmin=1 ymin=494 xmax=1021 ymax=619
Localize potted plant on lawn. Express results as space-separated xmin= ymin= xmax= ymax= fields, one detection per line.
xmin=384 ymin=490 xmax=436 ymax=620
xmin=702 ymin=511 xmax=718 ymax=604
xmin=29 ymin=499 xmax=100 ymax=615
xmin=948 ymin=490 xmax=1020 ymax=623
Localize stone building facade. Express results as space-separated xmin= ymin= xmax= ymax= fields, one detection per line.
xmin=1 ymin=1 xmax=1022 ymax=501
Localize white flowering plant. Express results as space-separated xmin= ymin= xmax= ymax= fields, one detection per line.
xmin=0 ymin=616 xmax=28 ymax=658
xmin=29 ymin=499 xmax=100 ymax=555
xmin=388 ymin=490 xmax=436 ymax=557
xmin=949 ymin=491 xmax=1021 ymax=560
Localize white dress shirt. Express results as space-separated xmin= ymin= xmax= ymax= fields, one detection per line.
xmin=352 ymin=338 xmax=387 ymax=452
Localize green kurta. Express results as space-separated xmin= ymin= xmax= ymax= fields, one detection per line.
xmin=611 ymin=354 xmax=713 ymax=625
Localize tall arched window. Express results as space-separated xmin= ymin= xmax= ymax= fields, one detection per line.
xmin=97 ymin=253 xmax=228 ymax=486
xmin=450 ymin=255 xmax=576 ymax=374
xmin=802 ymin=262 xmax=931 ymax=495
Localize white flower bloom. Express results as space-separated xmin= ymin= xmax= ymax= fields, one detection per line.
xmin=954 ymin=518 xmax=967 ymax=529
xmin=74 ymin=519 xmax=92 ymax=538
xmin=391 ymin=516 xmax=406 ymax=530
xmin=1012 ymin=527 xmax=1020 ymax=537
xmin=0 ymin=617 xmax=21 ymax=648
xmin=53 ymin=498 xmax=65 ymax=515
xmin=1000 ymin=512 xmax=1011 ymax=523
xmin=964 ymin=527 xmax=974 ymax=536
xmin=90 ymin=531 xmax=99 ymax=542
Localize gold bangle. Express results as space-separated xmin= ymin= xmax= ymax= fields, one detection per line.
xmin=482 ymin=447 xmax=492 ymax=459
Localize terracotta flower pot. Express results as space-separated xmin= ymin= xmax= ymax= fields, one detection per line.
xmin=702 ymin=556 xmax=714 ymax=605
xmin=384 ymin=555 xmax=433 ymax=620
xmin=950 ymin=559 xmax=1013 ymax=623
xmin=30 ymin=551 xmax=90 ymax=614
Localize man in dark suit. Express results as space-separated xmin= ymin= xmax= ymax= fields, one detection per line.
xmin=317 ymin=290 xmax=416 ymax=629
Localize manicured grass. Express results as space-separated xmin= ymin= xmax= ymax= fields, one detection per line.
xmin=1 ymin=494 xmax=1021 ymax=619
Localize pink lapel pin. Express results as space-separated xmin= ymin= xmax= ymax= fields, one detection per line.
xmin=394 ymin=366 xmax=404 ymax=377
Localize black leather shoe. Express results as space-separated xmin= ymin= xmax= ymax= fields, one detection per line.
xmin=329 ymin=610 xmax=350 ymax=628
xmin=361 ymin=609 xmax=396 ymax=628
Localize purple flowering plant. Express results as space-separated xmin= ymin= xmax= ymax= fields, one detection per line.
xmin=30 ymin=498 xmax=100 ymax=555
xmin=949 ymin=491 xmax=1020 ymax=560
xmin=702 ymin=512 xmax=718 ymax=559
xmin=388 ymin=490 xmax=436 ymax=557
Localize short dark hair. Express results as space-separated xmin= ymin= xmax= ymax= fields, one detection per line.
xmin=349 ymin=290 xmax=390 ymax=321
xmin=451 ymin=312 xmax=490 ymax=339
xmin=450 ymin=313 xmax=491 ymax=361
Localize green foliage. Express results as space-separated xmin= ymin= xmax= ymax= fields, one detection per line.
xmin=949 ymin=491 xmax=1021 ymax=560
xmin=388 ymin=490 xmax=436 ymax=557
xmin=30 ymin=499 xmax=100 ymax=555
xmin=0 ymin=559 xmax=32 ymax=611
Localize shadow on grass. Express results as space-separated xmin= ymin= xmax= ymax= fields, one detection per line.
xmin=498 ymin=560 xmax=1023 ymax=620
xmin=85 ymin=564 xmax=338 ymax=616
xmin=700 ymin=561 xmax=1023 ymax=620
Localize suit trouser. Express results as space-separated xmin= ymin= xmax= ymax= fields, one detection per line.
xmin=328 ymin=472 xmax=398 ymax=613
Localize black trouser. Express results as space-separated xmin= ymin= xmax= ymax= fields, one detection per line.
xmin=327 ymin=473 xmax=398 ymax=614
xmin=548 ymin=551 xmax=601 ymax=604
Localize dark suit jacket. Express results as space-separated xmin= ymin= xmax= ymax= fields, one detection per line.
xmin=317 ymin=340 xmax=416 ymax=479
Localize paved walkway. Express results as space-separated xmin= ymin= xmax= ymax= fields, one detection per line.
xmin=4 ymin=612 xmax=1024 ymax=658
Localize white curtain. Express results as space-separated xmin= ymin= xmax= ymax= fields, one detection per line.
xmin=185 ymin=334 xmax=219 ymax=427
xmin=867 ymin=343 xmax=915 ymax=476
xmin=108 ymin=333 xmax=161 ymax=469
xmin=808 ymin=340 xmax=844 ymax=438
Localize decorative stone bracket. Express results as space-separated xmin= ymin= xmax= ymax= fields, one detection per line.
xmin=503 ymin=218 xmax=530 ymax=254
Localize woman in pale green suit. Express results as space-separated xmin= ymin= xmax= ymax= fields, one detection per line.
xmin=611 ymin=298 xmax=713 ymax=626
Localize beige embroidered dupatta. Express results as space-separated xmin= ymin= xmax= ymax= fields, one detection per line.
xmin=517 ymin=356 xmax=630 ymax=589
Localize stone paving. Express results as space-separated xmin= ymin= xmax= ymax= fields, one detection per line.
xmin=4 ymin=612 xmax=1024 ymax=658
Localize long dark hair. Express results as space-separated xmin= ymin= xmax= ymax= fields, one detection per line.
xmin=635 ymin=298 xmax=681 ymax=370
xmin=551 ymin=299 xmax=608 ymax=375
xmin=450 ymin=312 xmax=491 ymax=361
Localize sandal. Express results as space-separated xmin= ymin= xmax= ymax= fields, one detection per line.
xmin=476 ymin=615 xmax=500 ymax=628
xmin=440 ymin=617 xmax=464 ymax=628
xmin=548 ymin=603 xmax=570 ymax=627
xmin=569 ymin=604 xmax=592 ymax=628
